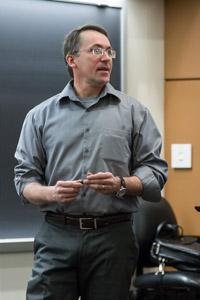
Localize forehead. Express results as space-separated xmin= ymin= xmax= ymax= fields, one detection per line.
xmin=79 ymin=30 xmax=111 ymax=48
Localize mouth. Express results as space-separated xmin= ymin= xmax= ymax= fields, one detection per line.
xmin=97 ymin=66 xmax=110 ymax=73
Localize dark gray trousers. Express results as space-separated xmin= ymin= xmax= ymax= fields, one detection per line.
xmin=26 ymin=218 xmax=138 ymax=300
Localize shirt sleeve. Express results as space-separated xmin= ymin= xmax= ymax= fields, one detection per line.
xmin=14 ymin=110 xmax=46 ymax=202
xmin=131 ymin=105 xmax=168 ymax=202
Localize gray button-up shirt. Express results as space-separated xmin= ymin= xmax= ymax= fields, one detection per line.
xmin=14 ymin=82 xmax=168 ymax=215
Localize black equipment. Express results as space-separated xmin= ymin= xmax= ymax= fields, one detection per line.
xmin=151 ymin=221 xmax=200 ymax=272
xmin=131 ymin=197 xmax=200 ymax=300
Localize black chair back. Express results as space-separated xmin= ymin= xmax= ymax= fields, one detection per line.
xmin=133 ymin=197 xmax=177 ymax=275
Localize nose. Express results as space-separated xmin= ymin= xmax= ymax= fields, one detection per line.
xmin=101 ymin=51 xmax=111 ymax=61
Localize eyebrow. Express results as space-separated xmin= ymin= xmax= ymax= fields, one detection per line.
xmin=90 ymin=43 xmax=112 ymax=49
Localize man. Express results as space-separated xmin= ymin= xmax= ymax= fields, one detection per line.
xmin=14 ymin=24 xmax=168 ymax=300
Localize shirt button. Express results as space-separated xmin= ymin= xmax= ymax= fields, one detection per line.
xmin=85 ymin=148 xmax=89 ymax=153
xmin=86 ymin=128 xmax=90 ymax=132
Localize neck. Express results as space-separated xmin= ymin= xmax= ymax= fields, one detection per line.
xmin=73 ymin=79 xmax=105 ymax=98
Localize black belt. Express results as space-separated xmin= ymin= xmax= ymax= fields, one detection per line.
xmin=45 ymin=212 xmax=132 ymax=230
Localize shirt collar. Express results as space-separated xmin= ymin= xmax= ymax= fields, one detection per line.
xmin=56 ymin=80 xmax=121 ymax=104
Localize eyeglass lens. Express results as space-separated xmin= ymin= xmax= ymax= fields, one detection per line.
xmin=92 ymin=48 xmax=116 ymax=58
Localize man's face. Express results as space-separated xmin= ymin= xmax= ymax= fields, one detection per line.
xmin=72 ymin=30 xmax=114 ymax=87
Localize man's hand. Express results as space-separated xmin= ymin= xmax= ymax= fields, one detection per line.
xmin=52 ymin=180 xmax=83 ymax=203
xmin=23 ymin=180 xmax=83 ymax=205
xmin=83 ymin=172 xmax=143 ymax=197
xmin=83 ymin=172 xmax=120 ymax=194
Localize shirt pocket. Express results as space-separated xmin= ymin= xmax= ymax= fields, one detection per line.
xmin=100 ymin=131 xmax=131 ymax=163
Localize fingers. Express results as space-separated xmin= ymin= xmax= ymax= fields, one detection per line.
xmin=56 ymin=180 xmax=83 ymax=188
xmin=52 ymin=172 xmax=118 ymax=202
xmin=84 ymin=172 xmax=112 ymax=185
xmin=53 ymin=180 xmax=83 ymax=203
xmin=84 ymin=172 xmax=116 ymax=194
xmin=86 ymin=172 xmax=111 ymax=180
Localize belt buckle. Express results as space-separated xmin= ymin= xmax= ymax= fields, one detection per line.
xmin=79 ymin=217 xmax=97 ymax=230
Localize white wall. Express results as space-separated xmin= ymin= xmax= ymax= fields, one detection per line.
xmin=0 ymin=253 xmax=32 ymax=299
xmin=0 ymin=1 xmax=164 ymax=299
xmin=124 ymin=0 xmax=164 ymax=135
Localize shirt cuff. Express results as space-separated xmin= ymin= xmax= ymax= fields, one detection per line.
xmin=132 ymin=166 xmax=161 ymax=202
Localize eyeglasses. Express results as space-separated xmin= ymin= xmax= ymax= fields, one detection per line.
xmin=75 ymin=47 xmax=116 ymax=59
xmin=90 ymin=47 xmax=116 ymax=59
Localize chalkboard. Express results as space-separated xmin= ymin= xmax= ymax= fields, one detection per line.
xmin=0 ymin=0 xmax=121 ymax=242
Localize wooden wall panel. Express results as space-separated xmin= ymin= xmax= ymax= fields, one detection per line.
xmin=165 ymin=0 xmax=200 ymax=79
xmin=165 ymin=80 xmax=200 ymax=235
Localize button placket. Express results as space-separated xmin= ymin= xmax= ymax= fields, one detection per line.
xmin=81 ymin=113 xmax=91 ymax=195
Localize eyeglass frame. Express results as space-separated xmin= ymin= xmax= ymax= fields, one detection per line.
xmin=73 ymin=47 xmax=116 ymax=59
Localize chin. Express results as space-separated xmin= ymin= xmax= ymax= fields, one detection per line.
xmin=98 ymin=76 xmax=110 ymax=85
xmin=90 ymin=76 xmax=110 ymax=88
xmin=96 ymin=81 xmax=109 ymax=88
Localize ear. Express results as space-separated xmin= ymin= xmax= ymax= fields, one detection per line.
xmin=66 ymin=54 xmax=77 ymax=69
